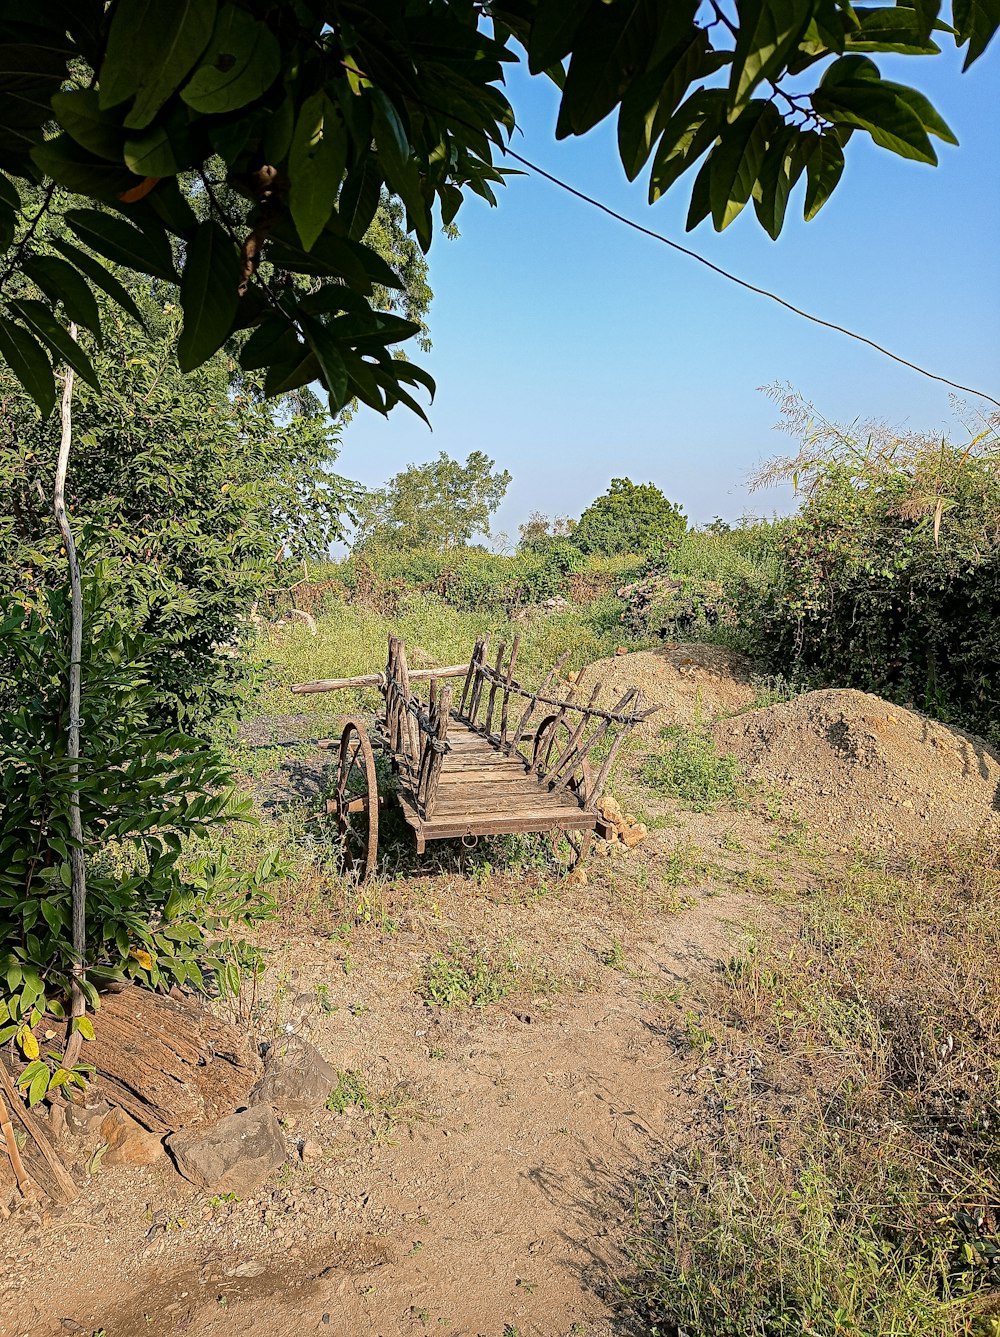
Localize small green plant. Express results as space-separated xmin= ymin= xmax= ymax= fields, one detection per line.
xmin=325 ymin=1069 xmax=372 ymax=1114
xmin=601 ymin=938 xmax=627 ymax=971
xmin=641 ymin=725 xmax=740 ymax=811
xmin=422 ymin=945 xmax=514 ymax=1008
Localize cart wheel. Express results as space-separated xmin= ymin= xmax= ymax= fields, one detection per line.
xmin=533 ymin=716 xmax=595 ymax=872
xmin=335 ymin=717 xmax=379 ymax=881
xmin=533 ymin=715 xmax=593 ymax=807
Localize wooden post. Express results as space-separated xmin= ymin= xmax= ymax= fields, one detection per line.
xmin=422 ymin=685 xmax=452 ymax=818
xmin=395 ymin=639 xmax=420 ymax=766
xmin=498 ymin=635 xmax=521 ymax=751
xmin=459 ymin=636 xmax=484 ymax=718
xmin=467 ymin=635 xmax=489 ymax=727
xmin=482 ymin=641 xmax=506 ymax=741
xmin=540 ymin=682 xmax=602 ymax=788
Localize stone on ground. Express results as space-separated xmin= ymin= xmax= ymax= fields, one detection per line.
xmin=166 ymin=1105 xmax=286 ymax=1195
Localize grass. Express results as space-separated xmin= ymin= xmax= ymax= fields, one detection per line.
xmin=641 ymin=724 xmax=741 ymax=811
xmin=422 ymin=943 xmax=516 ymax=1008
xmin=620 ymin=836 xmax=1000 ymax=1336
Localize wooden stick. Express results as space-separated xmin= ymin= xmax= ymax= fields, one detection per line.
xmin=540 ymin=682 xmax=602 ymax=787
xmin=0 ymin=1063 xmax=78 ymax=1204
xmin=458 ymin=637 xmax=485 ymax=717
xmin=422 ymin=685 xmax=452 ymax=819
xmin=395 ymin=640 xmax=420 ymax=764
xmin=498 ymin=635 xmax=521 ymax=751
xmin=550 ymin=688 xmax=638 ymax=798
xmin=507 ymin=650 xmax=570 ymax=755
xmin=0 ymin=1092 xmax=33 ymax=1198
xmin=291 ymin=665 xmax=467 ymax=694
xmin=482 ymin=641 xmax=506 ymax=740
xmin=467 ymin=635 xmax=489 ymax=726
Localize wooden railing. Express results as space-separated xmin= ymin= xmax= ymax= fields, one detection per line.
xmin=454 ymin=634 xmax=656 ymax=809
xmin=384 ymin=635 xmax=453 ymax=818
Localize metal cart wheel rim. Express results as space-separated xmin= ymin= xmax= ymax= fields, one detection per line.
xmin=336 ymin=716 xmax=379 ymax=882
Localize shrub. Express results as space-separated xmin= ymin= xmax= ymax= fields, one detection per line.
xmin=572 ymin=478 xmax=687 ymax=557
xmin=0 ymin=579 xmax=280 ymax=1103
xmin=641 ymin=726 xmax=741 ymax=810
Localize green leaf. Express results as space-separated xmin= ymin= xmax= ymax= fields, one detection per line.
xmin=181 ymin=3 xmax=280 ymax=113
xmin=752 ymin=127 xmax=805 ymax=238
xmin=300 ymin=315 xmax=349 ymax=410
xmin=49 ymin=237 xmax=148 ymax=330
xmin=845 ymin=6 xmax=941 ymax=53
xmin=648 ymin=90 xmax=727 ymax=203
xmin=813 ymin=64 xmax=937 ymax=162
xmin=339 ymin=158 xmax=383 ymax=241
xmin=953 ymin=0 xmax=1000 ymax=66
xmin=7 ymin=300 xmax=100 ymax=389
xmin=238 ymin=315 xmax=301 ymax=372
xmin=0 ymin=319 xmax=54 ymax=416
xmin=178 ymin=220 xmax=241 ymax=372
xmin=73 ymin=1014 xmax=95 ymax=1041
xmin=801 ymin=131 xmax=846 ymax=219
xmin=730 ymin=0 xmax=819 ymax=113
xmin=528 ymin=0 xmax=593 ymax=74
xmin=99 ymin=0 xmax=217 ymax=130
xmin=264 ymin=348 xmax=320 ymax=397
xmin=709 ymin=100 xmax=778 ymax=230
xmin=558 ymin=0 xmax=662 ymax=138
xmin=289 ymin=91 xmax=347 ymax=251
xmin=685 ymin=155 xmax=713 ymax=230
xmin=24 ymin=255 xmax=102 ymax=339
xmin=65 ymin=208 xmax=178 ymax=283
xmin=618 ymin=29 xmax=713 ymax=181
xmin=124 ymin=124 xmax=181 ymax=178
xmin=885 ymin=82 xmax=958 ymax=143
xmin=27 ymin=1064 xmax=49 ymax=1107
xmin=31 ymin=134 xmax=137 ymax=199
xmin=51 ymin=89 xmax=124 ymax=160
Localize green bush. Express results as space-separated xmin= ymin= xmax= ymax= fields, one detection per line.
xmin=753 ymin=433 xmax=1000 ymax=744
xmin=0 ymin=580 xmax=280 ymax=1103
xmin=572 ymin=478 xmax=687 ymax=557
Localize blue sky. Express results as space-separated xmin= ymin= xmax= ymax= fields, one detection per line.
xmin=339 ymin=41 xmax=999 ymax=541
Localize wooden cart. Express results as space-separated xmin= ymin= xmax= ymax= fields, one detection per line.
xmin=291 ymin=634 xmax=654 ymax=880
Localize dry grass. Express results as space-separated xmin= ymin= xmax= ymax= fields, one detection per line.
xmin=621 ymin=837 xmax=1000 ymax=1336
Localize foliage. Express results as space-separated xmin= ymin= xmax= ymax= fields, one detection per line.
xmin=354 ymin=450 xmax=512 ymax=551
xmin=0 ymin=580 xmax=280 ymax=1104
xmin=572 ymin=479 xmax=687 ymax=558
xmin=518 ymin=511 xmax=575 ymax=553
xmin=750 ymin=397 xmax=1000 ymax=744
xmin=641 ymin=726 xmax=741 ymax=810
xmin=0 ymin=2 xmax=993 ymax=417
xmin=423 ymin=946 xmax=514 ymax=1009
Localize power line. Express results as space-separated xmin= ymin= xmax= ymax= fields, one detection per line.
xmin=501 ymin=146 xmax=1000 ymax=412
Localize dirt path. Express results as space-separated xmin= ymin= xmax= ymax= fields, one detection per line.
xmin=1 ymin=876 xmax=747 ymax=1337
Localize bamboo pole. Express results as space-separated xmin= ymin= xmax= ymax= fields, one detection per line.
xmin=0 ymin=1092 xmax=32 ymax=1198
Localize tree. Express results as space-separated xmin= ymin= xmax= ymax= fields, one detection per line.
xmin=518 ymin=511 xmax=575 ymax=553
xmin=0 ymin=2 xmax=992 ymax=422
xmin=355 ymin=451 xmax=512 ymax=551
xmin=572 ymin=478 xmax=687 ymax=556
xmin=0 ymin=274 xmax=354 ymax=732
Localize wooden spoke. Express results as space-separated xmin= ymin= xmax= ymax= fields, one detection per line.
xmin=532 ymin=715 xmax=593 ymax=809
xmin=335 ymin=717 xmax=379 ymax=882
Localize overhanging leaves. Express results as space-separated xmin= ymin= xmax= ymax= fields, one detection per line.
xmin=99 ymin=0 xmax=217 ymax=130
xmin=177 ymin=220 xmax=241 ymax=373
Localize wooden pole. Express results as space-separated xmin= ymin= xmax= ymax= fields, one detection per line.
xmin=507 ymin=649 xmax=570 ymax=754
xmin=482 ymin=641 xmax=506 ymax=740
xmin=458 ymin=636 xmax=484 ymax=717
xmin=291 ymin=664 xmax=467 ymax=694
xmin=498 ymin=635 xmax=520 ymax=751
xmin=51 ymin=330 xmax=87 ymax=1072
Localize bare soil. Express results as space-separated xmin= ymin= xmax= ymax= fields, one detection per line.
xmin=585 ymin=644 xmax=757 ymax=737
xmin=714 ymin=686 xmax=1000 ymax=849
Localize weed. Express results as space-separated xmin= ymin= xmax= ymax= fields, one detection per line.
xmin=601 ymin=938 xmax=627 ymax=971
xmin=325 ymin=1069 xmax=372 ymax=1114
xmin=720 ymin=829 xmax=745 ymax=853
xmin=422 ymin=945 xmax=514 ymax=1008
xmin=641 ymin=725 xmax=740 ymax=811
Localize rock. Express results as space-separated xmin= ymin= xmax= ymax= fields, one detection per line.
xmin=65 ymin=1100 xmax=110 ymax=1138
xmin=300 ymin=1138 xmax=323 ymax=1165
xmin=101 ymin=1108 xmax=164 ymax=1166
xmin=166 ymin=1105 xmax=286 ymax=1195
xmin=621 ymin=821 xmax=649 ymax=850
xmin=565 ymin=867 xmax=588 ymax=887
xmin=250 ymin=1033 xmax=339 ymax=1116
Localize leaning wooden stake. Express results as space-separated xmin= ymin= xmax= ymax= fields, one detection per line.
xmin=0 ymin=1063 xmax=78 ymax=1204
xmin=51 ymin=331 xmax=87 ymax=1071
xmin=0 ymin=1091 xmax=33 ymax=1199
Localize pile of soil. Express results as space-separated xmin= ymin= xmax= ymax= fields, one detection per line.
xmin=714 ymin=688 xmax=1000 ymax=849
xmin=584 ymin=643 xmax=757 ymax=736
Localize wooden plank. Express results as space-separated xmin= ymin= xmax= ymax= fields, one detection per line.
xmin=396 ymin=789 xmax=595 ymax=839
xmin=292 ymin=664 xmax=466 ymax=694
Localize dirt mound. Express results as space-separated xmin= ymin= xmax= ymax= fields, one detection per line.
xmin=584 ymin=643 xmax=757 ymax=736
xmin=714 ymin=688 xmax=1000 ymax=848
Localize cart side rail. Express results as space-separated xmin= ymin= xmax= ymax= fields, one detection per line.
xmin=385 ymin=635 xmax=453 ymax=818
xmin=455 ymin=635 xmax=658 ymax=809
